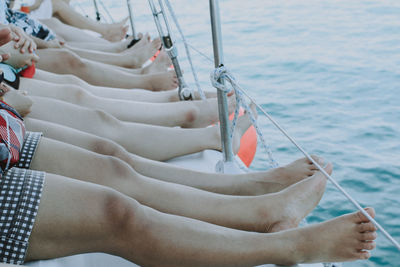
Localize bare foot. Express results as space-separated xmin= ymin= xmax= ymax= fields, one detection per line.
xmin=249 ymin=156 xmax=325 ymax=195
xmin=123 ymin=37 xmax=162 ymax=68
xmin=127 ymin=33 xmax=150 ymax=50
xmin=120 ymin=33 xmax=145 ymax=51
xmin=141 ymin=50 xmax=172 ymax=74
xmin=261 ymin=164 xmax=332 ymax=233
xmin=145 ymin=70 xmax=178 ymax=91
xmin=291 ymin=207 xmax=377 ymax=264
xmin=102 ymin=17 xmax=129 ymax=42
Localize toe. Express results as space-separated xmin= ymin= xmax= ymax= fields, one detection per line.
xmin=306 ymin=170 xmax=315 ymax=177
xmin=357 ymin=250 xmax=371 ymax=260
xmin=353 ymin=208 xmax=375 ymax=223
xmin=357 ymin=222 xmax=377 ymax=233
xmin=359 ymin=232 xmax=378 ymax=241
xmin=307 ymin=155 xmax=321 ymax=164
xmin=359 ymin=241 xmax=376 ymax=250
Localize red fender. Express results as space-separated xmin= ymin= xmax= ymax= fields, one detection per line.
xmin=229 ymin=108 xmax=257 ymax=167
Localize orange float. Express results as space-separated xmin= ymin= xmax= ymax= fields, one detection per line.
xmin=20 ymin=6 xmax=30 ymax=13
xmin=229 ymin=108 xmax=257 ymax=167
xmin=20 ymin=63 xmax=36 ymax=78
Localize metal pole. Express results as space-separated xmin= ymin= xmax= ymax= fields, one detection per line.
xmin=92 ymin=0 xmax=101 ymax=21
xmin=209 ymin=0 xmax=234 ymax=166
xmin=126 ymin=0 xmax=137 ymax=40
xmin=148 ymin=0 xmax=193 ymax=100
xmin=99 ymin=0 xmax=114 ymax=23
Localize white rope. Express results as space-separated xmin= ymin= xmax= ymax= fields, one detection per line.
xmin=163 ymin=0 xmax=206 ymax=100
xmin=211 ymin=66 xmax=279 ymax=169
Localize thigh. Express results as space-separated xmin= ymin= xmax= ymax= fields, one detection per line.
xmin=35 ymin=48 xmax=77 ymax=74
xmin=25 ymin=172 xmax=137 ymax=261
xmin=30 ymin=136 xmax=133 ymax=187
xmin=27 ymin=95 xmax=120 ymax=135
xmin=25 ymin=117 xmax=134 ymax=167
xmin=21 ymin=77 xmax=76 ymax=99
xmin=40 ymin=18 xmax=108 ymax=43
xmin=24 ymin=118 xmax=115 ymax=153
xmin=34 ymin=69 xmax=89 ymax=87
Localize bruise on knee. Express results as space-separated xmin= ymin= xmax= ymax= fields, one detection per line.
xmin=89 ymin=138 xmax=132 ymax=164
xmin=183 ymin=107 xmax=199 ymax=126
xmin=102 ymin=189 xmax=141 ymax=238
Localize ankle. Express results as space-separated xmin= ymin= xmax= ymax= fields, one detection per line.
xmin=212 ymin=126 xmax=223 ymax=151
xmin=274 ymin=230 xmax=306 ymax=265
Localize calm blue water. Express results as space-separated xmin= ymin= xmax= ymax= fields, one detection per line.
xmin=77 ymin=1 xmax=400 ymax=265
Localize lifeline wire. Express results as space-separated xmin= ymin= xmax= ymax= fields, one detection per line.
xmin=158 ymin=2 xmax=400 ymax=252
xmin=222 ymin=69 xmax=400 ymax=252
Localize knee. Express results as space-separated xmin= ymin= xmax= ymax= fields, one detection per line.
xmin=63 ymin=74 xmax=87 ymax=86
xmin=90 ymin=137 xmax=122 ymax=157
xmin=68 ymin=85 xmax=91 ymax=103
xmin=58 ymin=49 xmax=86 ymax=70
xmin=104 ymin=155 xmax=136 ymax=180
xmin=93 ymin=109 xmax=120 ymax=127
xmin=100 ymin=188 xmax=142 ymax=238
xmin=89 ymin=137 xmax=132 ymax=164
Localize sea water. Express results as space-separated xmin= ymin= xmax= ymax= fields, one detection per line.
xmin=75 ymin=0 xmax=400 ymax=265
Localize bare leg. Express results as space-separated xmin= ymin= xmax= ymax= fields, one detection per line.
xmin=35 ymin=48 xmax=178 ymax=90
xmin=33 ymin=69 xmax=217 ymax=102
xmin=28 ymin=136 xmax=329 ymax=232
xmin=51 ymin=0 xmax=128 ymax=42
xmin=25 ymin=176 xmax=377 ymax=265
xmin=24 ymin=96 xmax=245 ymax=160
xmin=21 ymin=78 xmax=232 ymax=127
xmin=65 ymin=40 xmax=128 ymax=53
xmin=40 ymin=18 xmax=110 ymax=44
xmin=34 ymin=69 xmax=181 ymax=102
xmin=63 ymin=37 xmax=161 ymax=69
xmin=24 ymin=117 xmax=321 ymax=195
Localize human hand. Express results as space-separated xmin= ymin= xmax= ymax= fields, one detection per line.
xmin=0 ymin=41 xmax=39 ymax=68
xmin=0 ymin=28 xmax=12 ymax=62
xmin=1 ymin=83 xmax=33 ymax=117
xmin=9 ymin=25 xmax=37 ymax=54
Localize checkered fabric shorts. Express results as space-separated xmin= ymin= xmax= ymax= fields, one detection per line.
xmin=16 ymin=132 xmax=43 ymax=170
xmin=0 ymin=167 xmax=45 ymax=264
